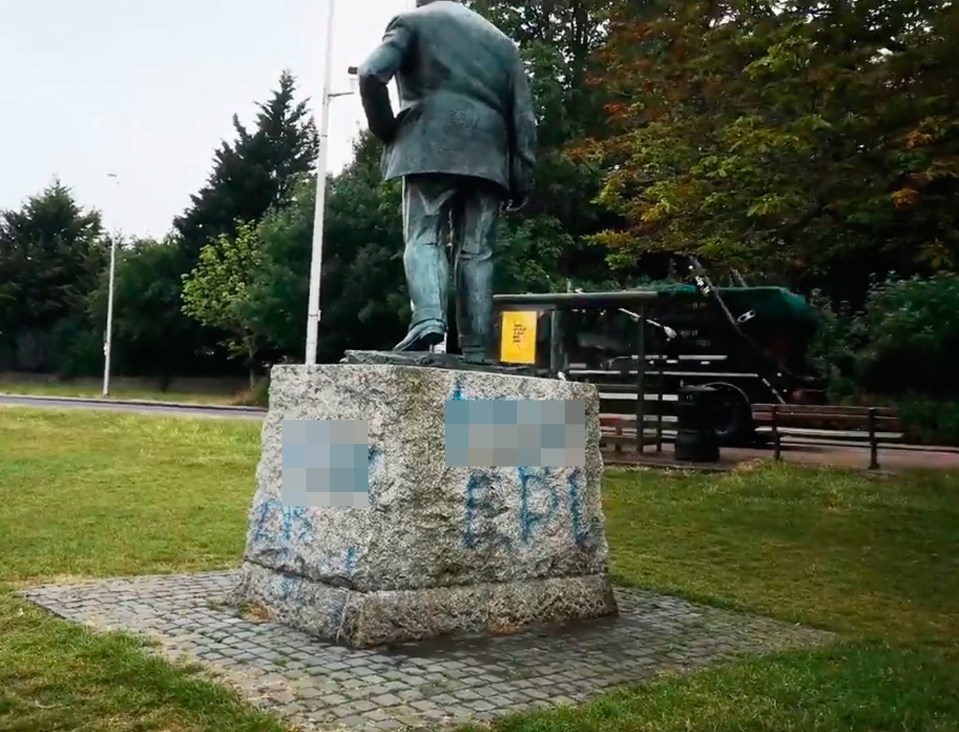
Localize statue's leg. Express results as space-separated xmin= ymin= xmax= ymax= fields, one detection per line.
xmin=451 ymin=179 xmax=501 ymax=361
xmin=395 ymin=175 xmax=456 ymax=352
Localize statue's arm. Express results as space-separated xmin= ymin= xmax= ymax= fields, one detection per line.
xmin=357 ymin=14 xmax=415 ymax=144
xmin=508 ymin=54 xmax=538 ymax=202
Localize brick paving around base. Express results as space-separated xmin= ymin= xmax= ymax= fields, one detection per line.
xmin=21 ymin=571 xmax=833 ymax=731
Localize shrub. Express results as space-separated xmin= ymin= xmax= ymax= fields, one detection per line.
xmin=855 ymin=274 xmax=959 ymax=398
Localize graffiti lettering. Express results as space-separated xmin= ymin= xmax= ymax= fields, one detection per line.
xmin=276 ymin=576 xmax=296 ymax=601
xmin=567 ymin=468 xmax=589 ymax=545
xmin=463 ymin=471 xmax=513 ymax=550
xmin=462 ymin=467 xmax=591 ymax=550
xmin=518 ymin=466 xmax=560 ymax=544
xmin=252 ymin=498 xmax=314 ymax=547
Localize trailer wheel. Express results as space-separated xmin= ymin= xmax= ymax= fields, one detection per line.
xmin=705 ymin=384 xmax=755 ymax=446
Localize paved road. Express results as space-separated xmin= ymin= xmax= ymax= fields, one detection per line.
xmin=0 ymin=393 xmax=265 ymax=420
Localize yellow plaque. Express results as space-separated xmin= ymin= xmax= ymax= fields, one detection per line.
xmin=500 ymin=310 xmax=538 ymax=364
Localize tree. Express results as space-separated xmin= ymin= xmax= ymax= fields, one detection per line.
xmin=86 ymin=237 xmax=205 ymax=384
xmin=173 ymin=70 xmax=318 ymax=269
xmin=467 ymin=0 xmax=621 ymax=287
xmin=584 ymin=0 xmax=959 ymax=302
xmin=0 ymin=181 xmax=105 ymax=371
xmin=251 ymin=132 xmax=409 ymax=362
xmin=182 ymin=222 xmax=265 ymax=386
xmin=164 ymin=71 xmax=318 ymax=378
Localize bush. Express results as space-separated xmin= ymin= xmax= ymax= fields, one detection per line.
xmin=807 ymin=274 xmax=959 ymax=444
xmin=50 ymin=318 xmax=103 ymax=379
xmin=855 ymin=274 xmax=959 ymax=398
xmin=807 ymin=290 xmax=866 ymax=402
xmin=810 ymin=274 xmax=959 ymax=401
xmin=897 ymin=396 xmax=959 ymax=446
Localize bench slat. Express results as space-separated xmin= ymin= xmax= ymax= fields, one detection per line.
xmin=753 ymin=413 xmax=902 ymax=428
xmin=752 ymin=403 xmax=899 ymax=418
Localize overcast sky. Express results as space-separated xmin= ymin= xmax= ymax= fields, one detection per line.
xmin=0 ymin=0 xmax=411 ymax=239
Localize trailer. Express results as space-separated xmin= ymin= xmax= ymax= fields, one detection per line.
xmin=492 ymin=258 xmax=827 ymax=446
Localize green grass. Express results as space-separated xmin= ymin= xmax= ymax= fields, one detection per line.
xmin=0 ymin=380 xmax=237 ymax=405
xmin=474 ymin=466 xmax=959 ymax=732
xmin=603 ymin=465 xmax=959 ymax=643
xmin=1 ymin=407 xmax=958 ymax=731
xmin=471 ymin=643 xmax=959 ymax=732
xmin=0 ymin=408 xmax=282 ymax=731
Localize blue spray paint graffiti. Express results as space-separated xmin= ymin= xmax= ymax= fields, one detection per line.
xmin=272 ymin=553 xmax=358 ymax=602
xmin=462 ymin=467 xmax=590 ymax=550
xmin=313 ymin=546 xmax=359 ymax=578
xmin=367 ymin=445 xmax=383 ymax=498
xmin=252 ymin=498 xmax=359 ymax=580
xmin=463 ymin=473 xmax=485 ymax=549
xmin=518 ymin=466 xmax=560 ymax=544
xmin=463 ymin=471 xmax=513 ymax=550
xmin=252 ymin=498 xmax=314 ymax=548
xmin=343 ymin=546 xmax=359 ymax=573
xmin=276 ymin=576 xmax=296 ymax=601
xmin=567 ymin=468 xmax=589 ymax=545
xmin=450 ymin=377 xmax=586 ymax=549
xmin=368 ymin=446 xmax=382 ymax=473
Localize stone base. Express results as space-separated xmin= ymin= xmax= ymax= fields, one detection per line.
xmin=232 ymin=562 xmax=618 ymax=648
xmin=232 ymin=364 xmax=618 ymax=648
xmin=341 ymin=349 xmax=546 ymax=377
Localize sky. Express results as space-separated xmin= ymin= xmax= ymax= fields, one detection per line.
xmin=0 ymin=0 xmax=411 ymax=239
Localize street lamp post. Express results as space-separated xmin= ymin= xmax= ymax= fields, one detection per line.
xmin=304 ymin=0 xmax=357 ymax=365
xmin=103 ymin=173 xmax=120 ymax=397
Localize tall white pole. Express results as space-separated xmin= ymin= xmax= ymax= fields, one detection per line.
xmin=305 ymin=0 xmax=337 ymax=365
xmin=103 ymin=173 xmax=120 ymax=397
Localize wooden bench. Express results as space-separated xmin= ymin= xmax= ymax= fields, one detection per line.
xmin=752 ymin=404 xmax=903 ymax=470
xmin=598 ymin=414 xmax=666 ymax=454
xmin=600 ymin=414 xmax=636 ymax=452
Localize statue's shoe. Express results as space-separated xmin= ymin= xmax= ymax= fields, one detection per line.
xmin=393 ymin=322 xmax=446 ymax=352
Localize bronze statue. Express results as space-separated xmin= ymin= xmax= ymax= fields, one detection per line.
xmin=357 ymin=0 xmax=537 ymax=360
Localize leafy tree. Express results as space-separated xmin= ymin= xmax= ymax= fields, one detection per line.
xmin=182 ymin=222 xmax=265 ymax=386
xmin=584 ymin=0 xmax=959 ymax=301
xmin=86 ymin=237 xmax=204 ymax=385
xmin=467 ymin=0 xmax=619 ymax=287
xmin=162 ymin=70 xmax=318 ymax=377
xmin=0 ymin=181 xmax=105 ymax=371
xmin=173 ymin=70 xmax=318 ymax=268
xmin=251 ymin=132 xmax=409 ymax=362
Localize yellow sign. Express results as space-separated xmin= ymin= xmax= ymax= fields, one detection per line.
xmin=500 ymin=310 xmax=538 ymax=364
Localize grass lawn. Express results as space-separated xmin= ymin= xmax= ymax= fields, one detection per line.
xmin=0 ymin=380 xmax=238 ymax=405
xmin=1 ymin=407 xmax=958 ymax=731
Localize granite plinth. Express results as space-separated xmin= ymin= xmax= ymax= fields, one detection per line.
xmin=232 ymin=363 xmax=617 ymax=647
xmin=341 ymin=349 xmax=545 ymax=377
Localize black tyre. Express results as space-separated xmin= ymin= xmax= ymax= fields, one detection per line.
xmin=707 ymin=385 xmax=755 ymax=446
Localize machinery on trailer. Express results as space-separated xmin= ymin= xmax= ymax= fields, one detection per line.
xmin=492 ymin=255 xmax=827 ymax=446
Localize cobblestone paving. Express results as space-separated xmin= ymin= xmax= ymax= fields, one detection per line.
xmin=22 ymin=571 xmax=832 ymax=731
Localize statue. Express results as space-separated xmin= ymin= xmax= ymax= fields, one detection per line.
xmin=357 ymin=0 xmax=537 ymax=361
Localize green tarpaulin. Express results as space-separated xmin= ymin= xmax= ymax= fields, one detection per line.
xmin=649 ymin=284 xmax=818 ymax=332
